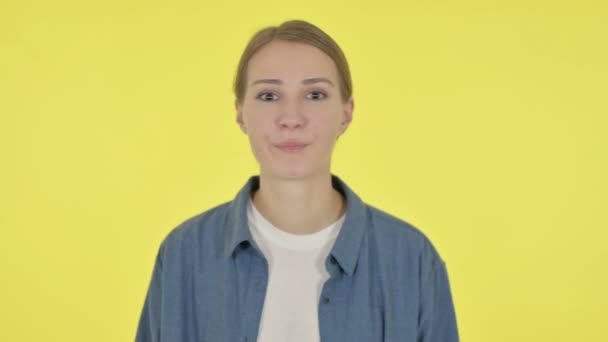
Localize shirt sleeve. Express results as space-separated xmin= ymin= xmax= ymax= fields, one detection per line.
xmin=418 ymin=260 xmax=460 ymax=342
xmin=135 ymin=244 xmax=164 ymax=342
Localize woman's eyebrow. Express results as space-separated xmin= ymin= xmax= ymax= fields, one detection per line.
xmin=250 ymin=77 xmax=335 ymax=87
xmin=302 ymin=77 xmax=335 ymax=87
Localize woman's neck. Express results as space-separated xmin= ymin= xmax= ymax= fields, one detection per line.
xmin=251 ymin=173 xmax=346 ymax=235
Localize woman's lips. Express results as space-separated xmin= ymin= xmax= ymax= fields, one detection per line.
xmin=276 ymin=144 xmax=307 ymax=153
xmin=275 ymin=139 xmax=309 ymax=153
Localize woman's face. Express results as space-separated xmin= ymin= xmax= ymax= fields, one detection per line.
xmin=236 ymin=40 xmax=354 ymax=180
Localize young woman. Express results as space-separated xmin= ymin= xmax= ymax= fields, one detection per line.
xmin=136 ymin=20 xmax=459 ymax=342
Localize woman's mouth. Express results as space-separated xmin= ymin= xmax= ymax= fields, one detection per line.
xmin=276 ymin=144 xmax=307 ymax=153
xmin=276 ymin=140 xmax=309 ymax=153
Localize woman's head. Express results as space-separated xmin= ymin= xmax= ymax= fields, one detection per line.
xmin=233 ymin=20 xmax=353 ymax=105
xmin=234 ymin=20 xmax=354 ymax=180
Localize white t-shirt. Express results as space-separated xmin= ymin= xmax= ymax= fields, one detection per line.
xmin=246 ymin=197 xmax=346 ymax=342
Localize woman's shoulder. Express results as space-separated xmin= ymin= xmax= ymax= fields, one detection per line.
xmin=157 ymin=200 xmax=232 ymax=255
xmin=365 ymin=203 xmax=446 ymax=269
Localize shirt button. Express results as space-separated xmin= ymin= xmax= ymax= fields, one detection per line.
xmin=323 ymin=297 xmax=331 ymax=304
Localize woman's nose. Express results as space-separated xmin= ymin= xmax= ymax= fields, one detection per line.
xmin=277 ymin=100 xmax=305 ymax=129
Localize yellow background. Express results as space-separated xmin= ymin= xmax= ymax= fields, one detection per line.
xmin=1 ymin=0 xmax=606 ymax=341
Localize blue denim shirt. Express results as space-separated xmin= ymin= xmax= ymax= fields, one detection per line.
xmin=136 ymin=174 xmax=459 ymax=342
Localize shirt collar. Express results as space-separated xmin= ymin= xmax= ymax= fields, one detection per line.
xmin=221 ymin=174 xmax=367 ymax=276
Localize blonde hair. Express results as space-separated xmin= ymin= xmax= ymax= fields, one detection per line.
xmin=233 ymin=20 xmax=353 ymax=105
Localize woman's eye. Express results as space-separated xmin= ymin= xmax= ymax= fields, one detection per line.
xmin=307 ymin=91 xmax=327 ymax=100
xmin=257 ymin=92 xmax=278 ymax=101
xmin=256 ymin=91 xmax=327 ymax=101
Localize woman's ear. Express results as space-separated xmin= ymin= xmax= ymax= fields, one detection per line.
xmin=235 ymin=99 xmax=248 ymax=134
xmin=340 ymin=97 xmax=354 ymax=133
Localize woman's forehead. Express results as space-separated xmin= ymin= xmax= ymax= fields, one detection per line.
xmin=247 ymin=41 xmax=338 ymax=83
